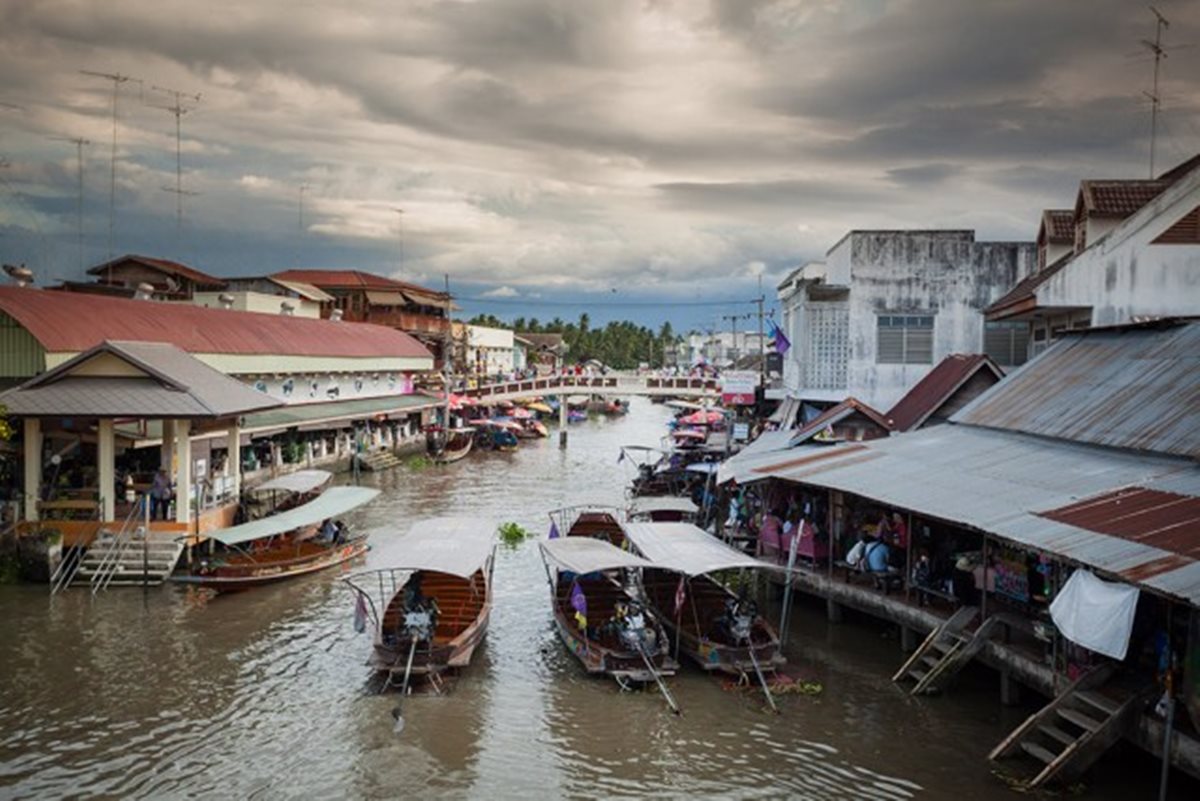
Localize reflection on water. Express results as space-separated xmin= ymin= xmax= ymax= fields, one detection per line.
xmin=0 ymin=399 xmax=1187 ymax=799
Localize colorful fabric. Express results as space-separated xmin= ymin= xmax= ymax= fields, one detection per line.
xmin=570 ymin=580 xmax=587 ymax=629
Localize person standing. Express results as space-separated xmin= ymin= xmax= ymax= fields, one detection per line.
xmin=150 ymin=468 xmax=172 ymax=521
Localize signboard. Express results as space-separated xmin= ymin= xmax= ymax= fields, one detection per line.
xmin=720 ymin=371 xmax=759 ymax=405
xmin=733 ymin=422 xmax=750 ymax=441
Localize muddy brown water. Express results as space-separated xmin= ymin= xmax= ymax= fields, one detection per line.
xmin=0 ymin=398 xmax=1189 ymax=799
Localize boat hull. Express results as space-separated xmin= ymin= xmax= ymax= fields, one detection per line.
xmin=172 ymin=539 xmax=369 ymax=589
xmin=550 ymin=605 xmax=677 ymax=682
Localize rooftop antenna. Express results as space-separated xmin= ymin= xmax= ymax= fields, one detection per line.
xmin=296 ymin=183 xmax=309 ymax=267
xmin=390 ymin=206 xmax=405 ymax=273
xmin=1142 ymin=7 xmax=1170 ymax=178
xmin=49 ymin=135 xmax=91 ymax=277
xmin=147 ymin=85 xmax=202 ymax=247
xmin=80 ymin=70 xmax=142 ymax=272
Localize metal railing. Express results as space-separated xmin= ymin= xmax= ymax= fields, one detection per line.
xmin=87 ymin=496 xmax=147 ymax=595
xmin=466 ymin=374 xmax=719 ymax=399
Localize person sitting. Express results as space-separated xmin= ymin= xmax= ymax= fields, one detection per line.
xmin=319 ymin=518 xmax=337 ymax=544
xmin=865 ymin=536 xmax=890 ymax=573
xmin=758 ymin=509 xmax=782 ymax=560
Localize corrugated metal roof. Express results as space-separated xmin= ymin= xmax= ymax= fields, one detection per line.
xmin=953 ymin=321 xmax=1200 ymax=459
xmin=763 ymin=424 xmax=1200 ymax=605
xmin=0 ymin=341 xmax=280 ymax=418
xmin=0 ymin=286 xmax=433 ymax=360
xmin=788 ymin=397 xmax=892 ymax=446
xmin=267 ymin=278 xmax=334 ymax=303
xmin=886 ymin=354 xmax=1003 ymax=432
xmin=1038 ymin=488 xmax=1200 ymax=560
xmin=271 ymin=270 xmax=449 ymax=304
xmin=241 ymin=393 xmax=435 ymax=433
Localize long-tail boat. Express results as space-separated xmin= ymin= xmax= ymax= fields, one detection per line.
xmin=623 ymin=522 xmax=785 ymax=680
xmin=539 ymin=537 xmax=680 ymax=708
xmin=344 ymin=517 xmax=495 ymax=689
xmin=547 ymin=504 xmax=626 ymax=546
xmin=172 ymin=485 xmax=380 ymax=590
xmin=426 ymin=425 xmax=475 ymax=464
xmin=626 ymin=495 xmax=699 ymax=523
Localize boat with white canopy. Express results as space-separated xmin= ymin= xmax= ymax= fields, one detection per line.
xmin=172 ymin=486 xmax=379 ymax=589
xmin=626 ymin=495 xmax=699 ymax=523
xmin=539 ymin=537 xmax=680 ymax=709
xmin=547 ymin=504 xmax=626 ymax=546
xmin=623 ymin=522 xmax=785 ymax=684
xmin=343 ymin=517 xmax=496 ymax=690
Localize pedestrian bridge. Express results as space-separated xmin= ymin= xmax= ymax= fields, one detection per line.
xmin=464 ymin=374 xmax=719 ymax=404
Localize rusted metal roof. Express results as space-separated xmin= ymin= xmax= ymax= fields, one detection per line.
xmin=271 ymin=269 xmax=449 ymax=303
xmin=0 ymin=286 xmax=433 ymax=360
xmin=1039 ymin=488 xmax=1200 ymax=560
xmin=762 ymin=424 xmax=1200 ymax=605
xmin=87 ymin=254 xmax=226 ymax=288
xmin=886 ymin=354 xmax=1003 ymax=432
xmin=788 ymin=397 xmax=892 ymax=445
xmin=953 ymin=321 xmax=1200 ymax=459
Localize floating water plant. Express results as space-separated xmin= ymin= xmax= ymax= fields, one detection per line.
xmin=498 ymin=522 xmax=529 ymax=546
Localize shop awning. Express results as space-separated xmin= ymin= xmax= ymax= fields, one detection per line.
xmin=363 ymin=517 xmax=496 ymax=578
xmin=622 ymin=522 xmax=779 ymax=576
xmin=249 ymin=469 xmax=332 ymax=495
xmin=242 ymin=394 xmax=436 ymax=435
xmin=540 ymin=537 xmax=654 ymax=574
xmin=209 ymin=486 xmax=381 ymax=546
xmin=627 ymin=496 xmax=699 ymax=517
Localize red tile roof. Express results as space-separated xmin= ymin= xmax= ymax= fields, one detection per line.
xmin=271 ymin=269 xmax=448 ymax=301
xmin=0 ymin=286 xmax=433 ymax=360
xmin=1078 ymin=180 xmax=1171 ymax=218
xmin=87 ymin=254 xmax=226 ymax=288
xmin=1040 ymin=210 xmax=1074 ymax=243
xmin=886 ymin=353 xmax=1004 ymax=432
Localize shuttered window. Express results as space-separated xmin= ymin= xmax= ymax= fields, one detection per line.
xmin=876 ymin=314 xmax=934 ymax=364
xmin=984 ymin=321 xmax=1030 ymax=367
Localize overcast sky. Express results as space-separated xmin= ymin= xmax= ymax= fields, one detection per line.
xmin=1 ymin=0 xmax=1197 ymax=329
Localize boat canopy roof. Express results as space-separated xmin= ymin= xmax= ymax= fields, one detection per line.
xmin=210 ymin=486 xmax=380 ymax=546
xmin=664 ymin=400 xmax=706 ymax=411
xmin=367 ymin=517 xmax=496 ymax=578
xmin=622 ymin=522 xmax=779 ymax=576
xmin=249 ymin=469 xmax=332 ymax=495
xmin=627 ymin=496 xmax=699 ymax=516
xmin=686 ymin=462 xmax=719 ymax=475
xmin=539 ymin=537 xmax=654 ymax=574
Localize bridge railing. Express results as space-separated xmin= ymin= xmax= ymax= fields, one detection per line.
xmin=465 ymin=374 xmax=719 ymax=399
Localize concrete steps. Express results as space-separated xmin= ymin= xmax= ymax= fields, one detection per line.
xmin=356 ymin=450 xmax=405 ymax=472
xmin=73 ymin=531 xmax=184 ymax=589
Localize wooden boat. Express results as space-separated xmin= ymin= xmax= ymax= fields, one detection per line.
xmin=344 ymin=517 xmax=495 ymax=685
xmin=539 ymin=538 xmax=679 ymax=698
xmin=624 ymin=521 xmax=785 ymax=677
xmin=473 ymin=420 xmax=520 ymax=452
xmin=172 ymin=486 xmax=380 ymax=589
xmin=426 ymin=425 xmax=475 ymax=464
xmin=547 ymin=504 xmax=626 ymax=547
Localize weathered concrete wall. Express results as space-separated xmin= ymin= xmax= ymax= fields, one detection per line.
xmin=1038 ymin=170 xmax=1200 ymax=326
xmin=837 ymin=231 xmax=1034 ymax=409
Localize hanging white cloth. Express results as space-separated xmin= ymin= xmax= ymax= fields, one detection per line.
xmin=1049 ymin=569 xmax=1140 ymax=660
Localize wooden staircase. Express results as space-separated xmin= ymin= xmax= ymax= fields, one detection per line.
xmin=893 ymin=606 xmax=995 ymax=695
xmin=989 ymin=665 xmax=1150 ymax=788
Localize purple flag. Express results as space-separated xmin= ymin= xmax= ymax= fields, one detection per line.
xmin=570 ymin=580 xmax=587 ymax=629
xmin=768 ymin=319 xmax=791 ymax=355
xmin=548 ymin=521 xmax=561 ymax=540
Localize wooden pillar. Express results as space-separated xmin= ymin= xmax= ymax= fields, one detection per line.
xmin=97 ymin=418 xmax=115 ymax=523
xmin=558 ymin=395 xmax=568 ymax=448
xmin=905 ymin=511 xmax=914 ymax=603
xmin=981 ymin=534 xmax=989 ymax=620
xmin=22 ymin=418 xmax=42 ymax=522
xmin=161 ymin=422 xmax=175 ymax=478
xmin=226 ymin=424 xmax=242 ymax=498
xmin=175 ymin=419 xmax=192 ymax=525
xmin=1000 ymin=670 xmax=1021 ymax=706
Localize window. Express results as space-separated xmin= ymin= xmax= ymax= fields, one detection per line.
xmin=876 ymin=314 xmax=934 ymax=364
xmin=984 ymin=321 xmax=1030 ymax=367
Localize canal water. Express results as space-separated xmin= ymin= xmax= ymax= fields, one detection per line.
xmin=0 ymin=398 xmax=1187 ymax=799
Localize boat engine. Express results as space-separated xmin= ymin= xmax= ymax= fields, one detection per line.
xmin=615 ymin=602 xmax=657 ymax=652
xmin=403 ymin=604 xmax=436 ymax=642
xmin=721 ymin=595 xmax=757 ymax=643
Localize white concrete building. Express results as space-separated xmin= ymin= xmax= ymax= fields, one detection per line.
xmin=192 ymin=276 xmax=334 ymax=319
xmin=467 ymin=324 xmax=515 ymax=377
xmin=987 ymin=154 xmax=1200 ymax=356
xmin=778 ymin=231 xmax=1035 ymax=410
xmin=676 ymin=331 xmax=767 ymax=368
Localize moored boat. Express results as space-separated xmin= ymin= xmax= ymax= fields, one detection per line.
xmin=539 ymin=537 xmax=680 ymax=703
xmin=623 ymin=522 xmax=785 ymax=678
xmin=426 ymin=425 xmax=475 ymax=464
xmin=344 ymin=517 xmax=496 ymax=686
xmin=547 ymin=504 xmax=626 ymax=546
xmin=626 ymin=495 xmax=699 ymax=523
xmin=172 ymin=486 xmax=380 ymax=590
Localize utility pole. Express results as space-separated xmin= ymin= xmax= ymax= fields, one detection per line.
xmin=81 ymin=70 xmax=140 ymax=269
xmin=296 ymin=183 xmax=309 ymax=267
xmin=148 ymin=85 xmax=201 ymax=246
xmin=49 ymin=136 xmax=90 ymax=276
xmin=756 ymin=274 xmax=766 ymax=394
xmin=1142 ymin=6 xmax=1170 ymax=178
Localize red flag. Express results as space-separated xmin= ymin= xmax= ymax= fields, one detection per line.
xmin=673 ymin=575 xmax=686 ymax=618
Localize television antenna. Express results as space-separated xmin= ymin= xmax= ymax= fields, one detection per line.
xmin=147 ymin=85 xmax=202 ymax=242
xmin=390 ymin=206 xmax=405 ymax=272
xmin=80 ymin=70 xmax=142 ymax=267
xmin=1141 ymin=6 xmax=1171 ymax=177
xmin=48 ymin=135 xmax=91 ymax=275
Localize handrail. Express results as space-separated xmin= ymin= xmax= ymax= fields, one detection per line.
xmin=88 ymin=496 xmax=146 ymax=595
xmin=49 ymin=538 xmax=84 ymax=595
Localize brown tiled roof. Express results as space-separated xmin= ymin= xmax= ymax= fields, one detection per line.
xmin=1078 ymin=180 xmax=1171 ymax=218
xmin=87 ymin=254 xmax=226 ymax=288
xmin=1041 ymin=210 xmax=1074 ymax=243
xmin=886 ymin=354 xmax=1003 ymax=432
xmin=985 ymin=250 xmax=1073 ymax=318
xmin=272 ymin=269 xmax=447 ymax=303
